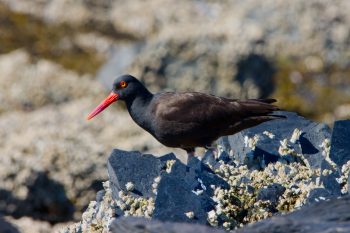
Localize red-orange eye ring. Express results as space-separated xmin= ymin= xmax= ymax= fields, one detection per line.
xmin=120 ymin=81 xmax=127 ymax=88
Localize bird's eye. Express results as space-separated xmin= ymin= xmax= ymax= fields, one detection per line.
xmin=120 ymin=81 xmax=127 ymax=88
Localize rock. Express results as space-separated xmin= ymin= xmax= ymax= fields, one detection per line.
xmin=67 ymin=194 xmax=350 ymax=233
xmin=107 ymin=149 xmax=228 ymax=225
xmin=109 ymin=217 xmax=226 ymax=233
xmin=319 ymin=120 xmax=350 ymax=196
xmin=108 ymin=150 xmax=167 ymax=199
xmin=0 ymin=216 xmax=19 ymax=233
xmin=320 ymin=160 xmax=342 ymax=196
xmin=235 ymin=195 xmax=350 ymax=233
xmin=218 ymin=111 xmax=331 ymax=169
xmin=306 ymin=188 xmax=335 ymax=204
xmin=257 ymin=183 xmax=286 ymax=207
xmin=329 ymin=120 xmax=350 ymax=168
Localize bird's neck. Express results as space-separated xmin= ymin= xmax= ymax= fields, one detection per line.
xmin=125 ymin=89 xmax=153 ymax=131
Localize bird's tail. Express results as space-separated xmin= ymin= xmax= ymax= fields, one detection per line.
xmin=223 ymin=98 xmax=286 ymax=135
xmin=235 ymin=99 xmax=285 ymax=117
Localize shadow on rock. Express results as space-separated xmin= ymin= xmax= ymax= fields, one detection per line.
xmin=0 ymin=171 xmax=74 ymax=224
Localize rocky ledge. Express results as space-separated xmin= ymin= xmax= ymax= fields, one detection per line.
xmin=62 ymin=112 xmax=350 ymax=232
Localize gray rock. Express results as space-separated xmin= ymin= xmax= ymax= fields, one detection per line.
xmin=219 ymin=111 xmax=331 ymax=169
xmin=329 ymin=120 xmax=350 ymax=168
xmin=319 ymin=120 xmax=350 ymax=196
xmin=109 ymin=217 xmax=226 ymax=233
xmin=109 ymin=196 xmax=350 ymax=233
xmin=108 ymin=149 xmax=166 ymax=199
xmin=320 ymin=160 xmax=342 ymax=196
xmin=235 ymin=195 xmax=350 ymax=233
xmin=306 ymin=188 xmax=335 ymax=204
xmin=107 ymin=149 xmax=228 ymax=224
xmin=257 ymin=183 xmax=286 ymax=207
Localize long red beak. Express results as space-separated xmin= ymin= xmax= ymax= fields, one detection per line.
xmin=87 ymin=92 xmax=119 ymax=120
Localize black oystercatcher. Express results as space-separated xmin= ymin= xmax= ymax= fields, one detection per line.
xmin=87 ymin=75 xmax=284 ymax=158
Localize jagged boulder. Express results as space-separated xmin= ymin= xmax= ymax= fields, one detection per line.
xmin=107 ymin=149 xmax=228 ymax=224
xmin=63 ymin=114 xmax=350 ymax=232
xmin=217 ymin=111 xmax=331 ymax=170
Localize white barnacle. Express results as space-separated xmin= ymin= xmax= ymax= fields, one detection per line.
xmin=290 ymin=128 xmax=302 ymax=144
xmin=154 ymin=176 xmax=161 ymax=183
xmin=166 ymin=160 xmax=176 ymax=173
xmin=118 ymin=190 xmax=125 ymax=198
xmin=192 ymin=189 xmax=204 ymax=195
xmin=185 ymin=211 xmax=195 ymax=219
xmin=207 ymin=210 xmax=218 ymax=226
xmin=244 ymin=135 xmax=260 ymax=149
xmin=278 ymin=139 xmax=294 ymax=155
xmin=125 ymin=182 xmax=135 ymax=191
xmin=263 ymin=131 xmax=275 ymax=139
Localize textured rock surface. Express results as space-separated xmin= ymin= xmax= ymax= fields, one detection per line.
xmin=107 ymin=149 xmax=228 ymax=224
xmin=63 ymin=194 xmax=350 ymax=233
xmin=109 ymin=195 xmax=350 ymax=233
xmin=109 ymin=217 xmax=226 ymax=233
xmin=321 ymin=120 xmax=350 ymax=196
xmin=217 ymin=111 xmax=331 ymax=169
xmin=2 ymin=1 xmax=350 ymax=231
xmin=63 ymin=116 xmax=350 ymax=232
xmin=329 ymin=120 xmax=350 ymax=167
xmin=236 ymin=195 xmax=350 ymax=233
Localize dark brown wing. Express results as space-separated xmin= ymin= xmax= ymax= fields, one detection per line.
xmin=150 ymin=92 xmax=283 ymax=147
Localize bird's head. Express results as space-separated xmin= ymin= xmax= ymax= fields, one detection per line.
xmin=86 ymin=74 xmax=145 ymax=120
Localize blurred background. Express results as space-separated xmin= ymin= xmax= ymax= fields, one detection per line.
xmin=0 ymin=0 xmax=350 ymax=232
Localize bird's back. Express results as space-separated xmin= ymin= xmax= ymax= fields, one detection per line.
xmin=149 ymin=92 xmax=283 ymax=148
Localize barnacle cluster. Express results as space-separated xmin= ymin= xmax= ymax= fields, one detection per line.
xmin=338 ymin=161 xmax=350 ymax=194
xmin=207 ymin=160 xmax=321 ymax=230
xmin=62 ymin=181 xmax=116 ymax=233
xmin=166 ymin=160 xmax=176 ymax=173
xmin=205 ymin=131 xmax=338 ymax=230
xmin=116 ymin=190 xmax=155 ymax=218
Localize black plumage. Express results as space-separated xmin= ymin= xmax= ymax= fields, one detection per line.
xmin=87 ymin=75 xmax=285 ymax=156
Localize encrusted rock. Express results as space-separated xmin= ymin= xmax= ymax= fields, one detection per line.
xmin=107 ymin=149 xmax=228 ymax=225
xmin=109 ymin=217 xmax=226 ymax=233
xmin=320 ymin=120 xmax=350 ymax=196
xmin=218 ymin=111 xmax=331 ymax=169
xmin=235 ymin=195 xmax=350 ymax=233
xmin=256 ymin=183 xmax=286 ymax=207
xmin=329 ymin=120 xmax=350 ymax=168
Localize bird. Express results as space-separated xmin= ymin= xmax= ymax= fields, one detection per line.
xmin=87 ymin=74 xmax=285 ymax=159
